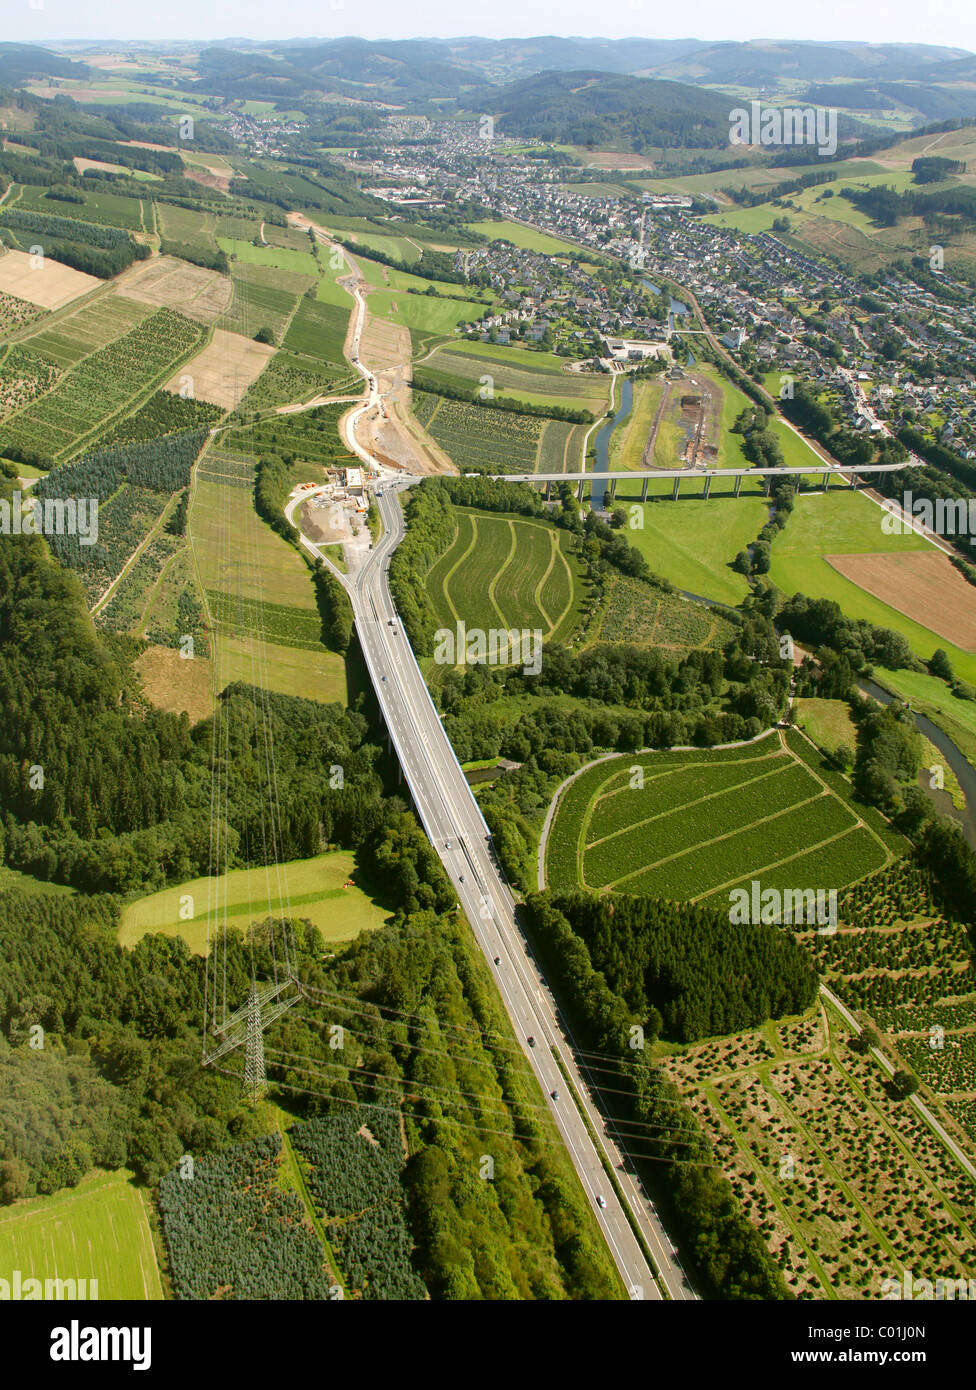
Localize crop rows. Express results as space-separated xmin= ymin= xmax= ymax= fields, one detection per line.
xmin=0 ymin=308 xmax=204 ymax=459
xmin=96 ymin=530 xmax=184 ymax=634
xmin=217 ymin=262 xmax=307 ymax=340
xmin=206 ymin=590 xmax=323 ymax=650
xmin=428 ymin=510 xmax=579 ymax=643
xmin=0 ymin=288 xmax=44 ymax=335
xmin=231 ymin=402 xmax=354 ymax=468
xmin=15 ymin=184 xmax=145 ymax=232
xmin=431 ymin=347 xmax=599 ymax=399
xmin=585 ymin=763 xmax=823 ymax=889
xmin=0 ymin=346 xmax=61 ymax=419
xmin=282 ymin=297 xmax=348 ymax=363
xmin=712 ymin=827 xmax=890 ymax=906
xmin=537 ymin=419 xmax=584 ymax=473
xmin=97 ymin=389 xmax=223 ymax=446
xmin=26 ymin=296 xmax=151 ymax=367
xmin=587 ymin=753 xmax=792 ymax=844
xmin=241 ymin=352 xmax=347 ymax=411
xmin=593 ymin=575 xmax=734 ymax=653
xmin=418 ymin=393 xmax=542 ymax=472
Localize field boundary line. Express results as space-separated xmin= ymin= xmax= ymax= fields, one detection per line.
xmin=434 ymin=510 xmax=469 ymax=627
xmin=486 ymin=517 xmax=517 ymax=630
xmin=534 ymin=527 xmax=559 ymax=630
xmin=689 ymin=823 xmax=874 ymax=905
xmin=605 ymin=788 xmax=833 ymax=890
xmin=584 ymin=759 xmax=805 ymax=853
xmin=537 ymin=729 xmax=780 ymax=890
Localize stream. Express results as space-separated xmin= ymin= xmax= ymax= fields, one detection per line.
xmin=858 ymin=678 xmax=976 ymax=846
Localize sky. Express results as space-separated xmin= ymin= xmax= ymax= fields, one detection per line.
xmin=5 ymin=0 xmax=975 ymax=51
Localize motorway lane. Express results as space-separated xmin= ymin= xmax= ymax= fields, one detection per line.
xmin=332 ymin=482 xmax=696 ymax=1301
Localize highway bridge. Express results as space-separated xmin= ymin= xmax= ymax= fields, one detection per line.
xmin=488 ymin=460 xmax=914 ymax=503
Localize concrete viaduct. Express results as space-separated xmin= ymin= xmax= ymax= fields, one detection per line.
xmin=482 ymin=461 xmax=913 ymax=504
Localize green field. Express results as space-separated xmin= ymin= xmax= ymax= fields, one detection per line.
xmin=216 ymin=261 xmax=310 ymax=341
xmin=464 ymin=219 xmax=585 ymax=256
xmin=189 ymin=445 xmax=347 ymax=703
xmin=25 ymin=294 xmax=153 ymax=367
xmin=366 ymin=288 xmax=486 ymax=333
xmin=609 ymin=378 xmax=666 ymax=470
xmin=282 ymin=296 xmax=348 ymax=363
xmin=119 ymin=851 xmax=388 ymax=954
xmin=793 ymin=698 xmax=857 ymax=757
xmin=545 ymin=730 xmax=900 ymax=902
xmin=0 ymin=1170 xmax=162 ymax=1300
xmin=588 ymin=573 xmax=736 ymax=653
xmin=424 ymin=342 xmax=607 ymax=410
xmin=604 ymin=492 xmax=769 ymax=604
xmin=768 ymin=491 xmax=976 ymax=684
xmin=427 ymin=508 xmax=583 ymax=654
xmin=217 ymin=237 xmax=320 ymax=279
xmin=13 ymin=183 xmax=146 ymax=232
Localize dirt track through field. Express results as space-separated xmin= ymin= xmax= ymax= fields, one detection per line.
xmin=827 ymin=549 xmax=976 ymax=650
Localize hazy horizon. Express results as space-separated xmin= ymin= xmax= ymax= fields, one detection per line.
xmin=5 ymin=1 xmax=976 ymax=52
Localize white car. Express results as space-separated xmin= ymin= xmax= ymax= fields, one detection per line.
xmin=597 ymin=1195 xmax=607 ymax=1209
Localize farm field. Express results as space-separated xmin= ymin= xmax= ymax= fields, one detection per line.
xmin=366 ymin=287 xmax=486 ymax=333
xmin=793 ymin=698 xmax=857 ymax=759
xmin=119 ymin=851 xmax=388 ymax=954
xmin=0 ymin=247 xmax=101 ymax=309
xmin=0 ymin=306 xmax=204 ymax=460
xmin=422 ymin=343 xmax=607 ymax=412
xmin=189 ymin=446 xmax=347 ymax=703
xmin=873 ymin=667 xmax=976 ymax=770
xmin=769 ymin=492 xmax=976 ymax=684
xmin=117 ymin=255 xmax=232 ymax=323
xmin=545 ymin=730 xmax=901 ymax=901
xmin=828 ymin=550 xmax=976 ymax=652
xmin=537 ymin=418 xmax=587 ymax=473
xmin=416 ymin=392 xmax=543 ymax=472
xmin=22 ymin=293 xmax=152 ymax=365
xmin=216 ymin=261 xmax=312 ymax=342
xmin=659 ymin=999 xmax=976 ymax=1299
xmin=165 ymin=327 xmax=273 ymax=409
xmin=605 ymin=493 xmax=769 ymax=604
xmin=464 ymin=219 xmax=584 ymax=255
xmin=587 ymin=573 xmax=736 ymax=653
xmin=427 ymin=508 xmax=584 ymax=652
xmin=14 ymin=182 xmax=147 ymax=231
xmin=0 ymin=1170 xmax=162 ymax=1300
xmin=807 ymin=861 xmax=976 ymax=1145
xmin=282 ymin=295 xmax=348 ymax=363
xmin=217 ymin=237 xmax=320 ymax=280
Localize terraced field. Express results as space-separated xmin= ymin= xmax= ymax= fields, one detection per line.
xmin=0 ymin=306 xmax=205 ymax=460
xmin=427 ymin=508 xmax=583 ymax=649
xmin=416 ymin=392 xmax=543 ymax=472
xmin=545 ymin=730 xmax=901 ymax=902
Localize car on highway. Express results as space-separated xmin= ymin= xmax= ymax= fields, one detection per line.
xmin=527 ymin=1036 xmax=535 ymax=1047
xmin=550 ymin=1090 xmax=559 ymax=1101
xmin=493 ymin=956 xmax=500 ymax=964
xmin=597 ymin=1194 xmax=607 ymax=1209
xmin=458 ymin=874 xmax=465 ymax=882
xmin=445 ymin=840 xmax=451 ymax=850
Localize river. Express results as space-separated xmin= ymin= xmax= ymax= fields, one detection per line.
xmin=858 ymin=677 xmax=976 ymax=846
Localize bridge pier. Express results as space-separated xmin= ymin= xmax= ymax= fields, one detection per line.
xmin=672 ymin=476 xmax=681 ymax=501
xmin=734 ymin=474 xmax=742 ymax=498
xmin=702 ymin=473 xmax=711 ymax=500
xmin=762 ymin=476 xmax=770 ymax=497
xmin=641 ymin=477 xmax=649 ymax=503
xmin=545 ymin=479 xmax=552 ymax=501
xmin=850 ymin=472 xmax=859 ymax=490
xmin=822 ymin=472 xmax=830 ymax=492
xmin=577 ymin=477 xmax=585 ymax=502
xmin=609 ymin=477 xmax=617 ymax=502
